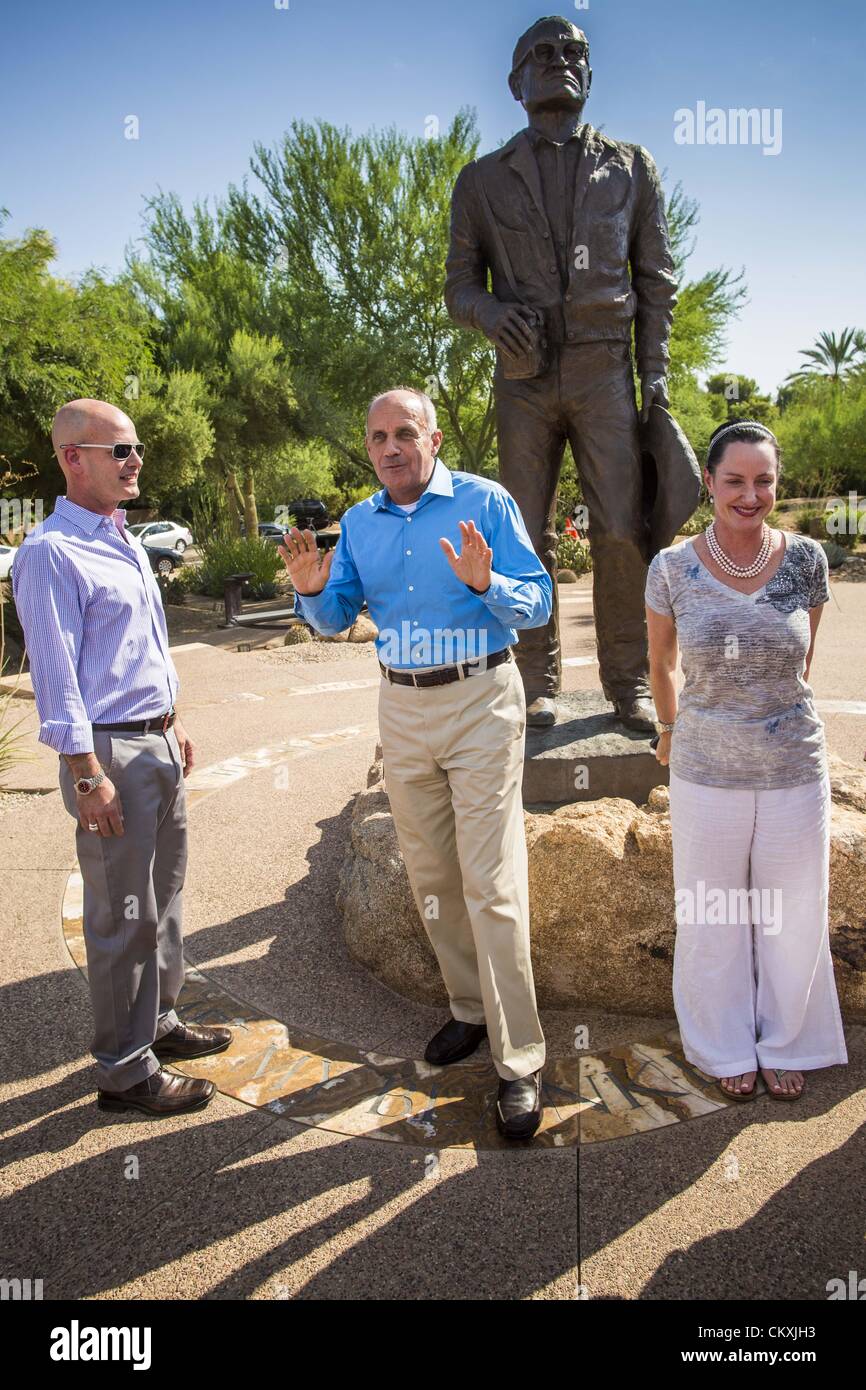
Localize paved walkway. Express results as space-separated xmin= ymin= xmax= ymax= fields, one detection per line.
xmin=1 ymin=576 xmax=864 ymax=1299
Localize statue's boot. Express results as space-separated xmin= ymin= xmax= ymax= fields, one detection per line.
xmin=526 ymin=696 xmax=557 ymax=728
xmin=613 ymin=694 xmax=657 ymax=733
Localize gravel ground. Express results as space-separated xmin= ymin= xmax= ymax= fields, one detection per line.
xmin=163 ymin=604 xmax=225 ymax=638
xmin=0 ymin=788 xmax=49 ymax=815
xmin=253 ymin=639 xmax=379 ymax=667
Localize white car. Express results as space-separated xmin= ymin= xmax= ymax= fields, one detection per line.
xmin=127 ymin=520 xmax=194 ymax=553
xmin=0 ymin=543 xmax=17 ymax=580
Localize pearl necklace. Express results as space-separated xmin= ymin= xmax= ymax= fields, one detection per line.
xmin=705 ymin=520 xmax=772 ymax=578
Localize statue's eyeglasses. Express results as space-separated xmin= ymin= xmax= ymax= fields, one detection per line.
xmin=518 ymin=39 xmax=589 ymax=70
xmin=60 ymin=443 xmax=146 ymax=461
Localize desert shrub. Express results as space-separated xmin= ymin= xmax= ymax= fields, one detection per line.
xmin=555 ymin=535 xmax=592 ymax=574
xmin=197 ymin=536 xmax=281 ymax=601
xmin=677 ymin=501 xmax=714 ymax=537
xmin=796 ymin=506 xmax=824 ymax=535
xmin=156 ymin=564 xmax=203 ymax=606
xmin=824 ymin=498 xmax=866 ymax=549
xmin=820 ymin=540 xmax=848 ymax=569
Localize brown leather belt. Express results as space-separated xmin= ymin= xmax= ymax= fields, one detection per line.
xmin=379 ymin=647 xmax=512 ymax=688
xmin=92 ymin=709 xmax=176 ymax=734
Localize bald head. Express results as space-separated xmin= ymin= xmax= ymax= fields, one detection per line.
xmin=366 ymin=387 xmax=437 ymax=434
xmin=51 ymin=397 xmax=144 ymax=516
xmin=51 ymin=398 xmax=135 ymax=468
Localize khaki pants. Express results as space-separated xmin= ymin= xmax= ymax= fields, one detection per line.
xmin=378 ymin=654 xmax=545 ymax=1080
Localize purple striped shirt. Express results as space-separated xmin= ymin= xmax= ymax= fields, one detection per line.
xmin=11 ymin=496 xmax=180 ymax=755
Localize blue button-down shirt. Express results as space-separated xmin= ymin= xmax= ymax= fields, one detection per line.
xmin=294 ymin=459 xmax=552 ymax=667
xmin=11 ymin=496 xmax=179 ymax=754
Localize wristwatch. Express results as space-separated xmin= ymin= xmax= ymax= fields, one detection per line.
xmin=654 ymin=720 xmax=676 ymax=735
xmin=75 ymin=770 xmax=106 ymax=795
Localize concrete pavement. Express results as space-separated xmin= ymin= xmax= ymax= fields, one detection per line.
xmin=1 ymin=574 xmax=864 ymax=1299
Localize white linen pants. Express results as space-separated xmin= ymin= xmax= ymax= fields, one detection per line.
xmin=378 ymin=655 xmax=545 ymax=1081
xmin=668 ymin=770 xmax=847 ymax=1077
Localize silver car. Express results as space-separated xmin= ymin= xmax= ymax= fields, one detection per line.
xmin=127 ymin=520 xmax=194 ymax=553
xmin=0 ymin=543 xmax=17 ymax=581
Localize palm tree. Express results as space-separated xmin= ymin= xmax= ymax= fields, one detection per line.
xmin=785 ymin=327 xmax=866 ymax=387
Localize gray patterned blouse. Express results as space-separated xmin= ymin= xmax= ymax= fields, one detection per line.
xmin=645 ymin=533 xmax=830 ymax=789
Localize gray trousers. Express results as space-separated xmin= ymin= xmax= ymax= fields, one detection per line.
xmin=59 ymin=726 xmax=187 ymax=1092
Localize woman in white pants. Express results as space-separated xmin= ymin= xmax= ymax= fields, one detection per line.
xmin=645 ymin=419 xmax=848 ymax=1102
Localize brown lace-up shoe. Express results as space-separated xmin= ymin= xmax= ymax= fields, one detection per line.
xmin=97 ymin=1069 xmax=216 ymax=1116
xmin=153 ymin=1022 xmax=232 ymax=1061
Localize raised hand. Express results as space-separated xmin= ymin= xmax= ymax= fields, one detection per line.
xmin=439 ymin=520 xmax=493 ymax=593
xmin=278 ymin=527 xmax=334 ymax=595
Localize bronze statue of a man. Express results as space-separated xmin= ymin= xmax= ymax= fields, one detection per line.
xmin=445 ymin=15 xmax=677 ymax=730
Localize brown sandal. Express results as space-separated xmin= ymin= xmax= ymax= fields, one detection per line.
xmin=765 ymin=1068 xmax=804 ymax=1102
xmin=718 ymin=1074 xmax=758 ymax=1102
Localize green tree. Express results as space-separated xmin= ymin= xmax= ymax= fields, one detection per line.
xmin=775 ymin=376 xmax=866 ymax=496
xmin=227 ymin=110 xmax=497 ymax=476
xmin=663 ymin=184 xmax=747 ymax=392
xmin=212 ymin=327 xmax=300 ymax=534
xmin=0 ymin=218 xmax=153 ymax=493
xmin=131 ymin=200 xmax=302 ymax=532
xmin=254 ymin=437 xmax=341 ymax=522
xmin=785 ymin=327 xmax=866 ymax=388
xmin=705 ymin=371 xmax=778 ymax=428
xmin=656 ymin=185 xmax=749 ymax=457
xmin=0 ymin=215 xmax=211 ymax=518
xmin=130 ymin=366 xmax=214 ymax=513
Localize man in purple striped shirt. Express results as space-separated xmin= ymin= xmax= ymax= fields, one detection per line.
xmin=13 ymin=398 xmax=232 ymax=1116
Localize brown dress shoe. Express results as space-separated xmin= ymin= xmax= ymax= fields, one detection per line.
xmin=152 ymin=1021 xmax=232 ymax=1061
xmin=98 ymin=1069 xmax=216 ymax=1116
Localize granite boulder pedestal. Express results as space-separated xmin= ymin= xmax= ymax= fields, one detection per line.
xmin=338 ymin=695 xmax=866 ymax=1021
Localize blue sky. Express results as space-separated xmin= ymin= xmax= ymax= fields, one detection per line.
xmin=2 ymin=0 xmax=864 ymax=394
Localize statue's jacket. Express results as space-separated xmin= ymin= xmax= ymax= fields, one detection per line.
xmin=445 ymin=124 xmax=677 ymax=378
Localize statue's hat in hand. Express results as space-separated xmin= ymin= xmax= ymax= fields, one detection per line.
xmin=639 ymin=404 xmax=702 ymax=560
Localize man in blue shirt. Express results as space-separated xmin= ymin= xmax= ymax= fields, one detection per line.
xmin=281 ymin=387 xmax=551 ymax=1138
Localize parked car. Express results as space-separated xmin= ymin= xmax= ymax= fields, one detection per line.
xmin=258 ymin=520 xmax=338 ymax=550
xmin=127 ymin=520 xmax=194 ymax=553
xmin=145 ymin=545 xmax=185 ymax=577
xmin=0 ymin=543 xmax=17 ymax=580
xmin=282 ymin=498 xmax=331 ymax=531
